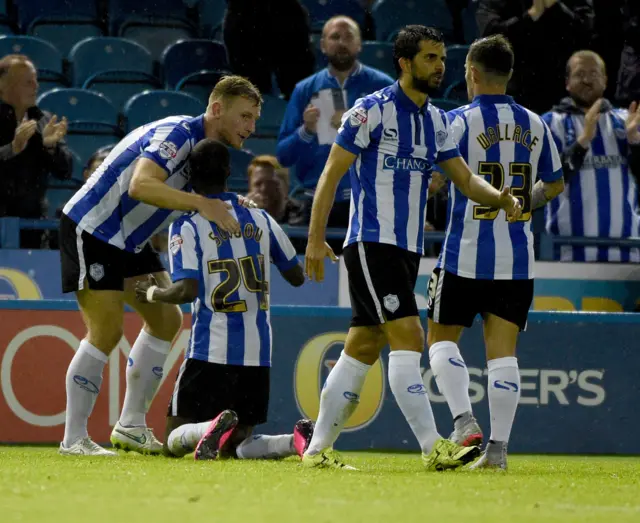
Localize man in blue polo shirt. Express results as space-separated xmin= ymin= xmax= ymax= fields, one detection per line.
xmin=276 ymin=15 xmax=393 ymax=229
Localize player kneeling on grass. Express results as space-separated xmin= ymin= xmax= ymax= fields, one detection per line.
xmin=135 ymin=138 xmax=321 ymax=460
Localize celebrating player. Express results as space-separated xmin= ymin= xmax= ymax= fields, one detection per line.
xmin=135 ymin=138 xmax=318 ymax=461
xmin=426 ymin=35 xmax=565 ymax=470
xmin=58 ymin=76 xmax=262 ymax=456
xmin=303 ymin=25 xmax=521 ymax=470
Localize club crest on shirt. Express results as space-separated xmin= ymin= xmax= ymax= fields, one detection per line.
xmin=350 ymin=106 xmax=368 ymax=127
xmin=169 ymin=234 xmax=183 ymax=255
xmin=383 ymin=294 xmax=399 ymax=313
xmin=436 ymin=130 xmax=447 ymax=148
xmin=159 ymin=141 xmax=178 ymax=159
xmin=615 ymin=127 xmax=627 ymax=140
xmin=89 ymin=263 xmax=104 ymax=282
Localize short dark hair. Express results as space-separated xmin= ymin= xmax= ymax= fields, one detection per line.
xmin=85 ymin=144 xmax=114 ymax=171
xmin=188 ymin=139 xmax=231 ymax=195
xmin=468 ymin=35 xmax=514 ymax=78
xmin=392 ymin=25 xmax=444 ymax=76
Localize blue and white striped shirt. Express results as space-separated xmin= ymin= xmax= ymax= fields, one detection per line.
xmin=543 ymin=106 xmax=640 ymax=262
xmin=169 ymin=194 xmax=298 ymax=367
xmin=437 ymin=95 xmax=562 ymax=279
xmin=336 ymin=82 xmax=460 ymax=255
xmin=63 ymin=115 xmax=205 ymax=252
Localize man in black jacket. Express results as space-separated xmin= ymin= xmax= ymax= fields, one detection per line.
xmin=477 ymin=0 xmax=594 ymax=114
xmin=616 ymin=0 xmax=640 ymax=107
xmin=0 ymin=54 xmax=72 ymax=248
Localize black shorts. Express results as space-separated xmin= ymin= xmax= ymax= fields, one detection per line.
xmin=427 ymin=268 xmax=534 ymax=331
xmin=343 ymin=241 xmax=421 ymax=327
xmin=59 ymin=213 xmax=165 ymax=293
xmin=168 ymin=358 xmax=270 ymax=427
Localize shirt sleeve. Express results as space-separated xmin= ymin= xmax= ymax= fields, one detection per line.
xmin=435 ymin=110 xmax=462 ymax=163
xmin=538 ymin=120 xmax=564 ymax=182
xmin=141 ymin=122 xmax=192 ymax=176
xmin=264 ymin=212 xmax=299 ymax=272
xmin=168 ymin=219 xmax=200 ymax=282
xmin=335 ymin=98 xmax=381 ymax=154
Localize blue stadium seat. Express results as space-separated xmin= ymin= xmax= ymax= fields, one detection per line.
xmin=0 ymin=22 xmax=14 ymax=36
xmin=0 ymin=0 xmax=14 ymax=36
xmin=372 ymin=0 xmax=453 ymax=41
xmin=0 ymin=36 xmax=66 ymax=85
xmin=123 ymin=90 xmax=205 ymax=131
xmin=45 ymin=187 xmax=76 ymax=218
xmin=37 ymin=88 xmax=121 ymax=167
xmin=162 ymin=40 xmax=229 ymax=89
xmin=108 ymin=0 xmax=196 ymax=61
xmin=442 ymin=80 xmax=468 ymax=103
xmin=17 ymin=0 xmax=102 ymax=57
xmin=256 ymin=95 xmax=288 ymax=137
xmin=199 ymin=1 xmax=226 ymax=39
xmin=443 ymin=44 xmax=469 ymax=91
xmin=301 ymin=0 xmax=366 ymax=32
xmin=431 ymin=98 xmax=462 ymax=112
xmin=227 ymin=148 xmax=254 ymax=193
xmin=359 ymin=41 xmax=395 ymax=79
xmin=175 ymin=70 xmax=226 ymax=107
xmin=243 ymin=137 xmax=278 ymax=158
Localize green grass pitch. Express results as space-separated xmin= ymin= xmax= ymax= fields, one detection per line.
xmin=1 ymin=448 xmax=639 ymax=523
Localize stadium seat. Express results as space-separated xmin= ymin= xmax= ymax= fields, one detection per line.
xmin=301 ymin=0 xmax=366 ymax=32
xmin=372 ymin=0 xmax=453 ymax=42
xmin=123 ymin=90 xmax=205 ymax=131
xmin=0 ymin=0 xmax=15 ymax=36
xmin=255 ymin=95 xmax=288 ymax=137
xmin=199 ymin=1 xmax=226 ymax=39
xmin=108 ymin=0 xmax=196 ymax=61
xmin=45 ymin=187 xmax=76 ymax=218
xmin=0 ymin=36 xmax=66 ymax=85
xmin=16 ymin=0 xmax=102 ymax=57
xmin=243 ymin=137 xmax=278 ymax=158
xmin=443 ymin=80 xmax=467 ymax=103
xmin=37 ymin=88 xmax=121 ymax=166
xmin=359 ymin=41 xmax=395 ymax=79
xmin=162 ymin=40 xmax=229 ymax=89
xmin=175 ymin=70 xmax=226 ymax=107
xmin=443 ymin=44 xmax=469 ymax=91
xmin=431 ymin=98 xmax=462 ymax=112
xmin=227 ymin=148 xmax=254 ymax=193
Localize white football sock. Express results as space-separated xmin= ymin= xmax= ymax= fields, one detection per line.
xmin=487 ymin=357 xmax=520 ymax=443
xmin=305 ymin=351 xmax=370 ymax=455
xmin=167 ymin=421 xmax=210 ymax=457
xmin=429 ymin=341 xmax=473 ymax=419
xmin=119 ymin=330 xmax=171 ymax=427
xmin=63 ymin=340 xmax=108 ymax=447
xmin=388 ymin=350 xmax=441 ymax=454
xmin=236 ymin=434 xmax=295 ymax=459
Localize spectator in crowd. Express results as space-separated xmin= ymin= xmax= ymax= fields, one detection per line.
xmin=0 ymin=54 xmax=72 ymax=248
xmin=223 ymin=0 xmax=315 ymax=99
xmin=277 ymin=16 xmax=394 ymax=228
xmin=245 ymin=155 xmax=308 ymax=226
xmin=82 ymin=145 xmax=113 ymax=182
xmin=477 ymin=0 xmax=594 ymax=114
xmin=615 ymin=0 xmax=640 ymax=107
xmin=543 ymin=50 xmax=640 ymax=262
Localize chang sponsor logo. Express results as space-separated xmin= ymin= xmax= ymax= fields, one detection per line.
xmin=383 ymin=155 xmax=428 ymax=171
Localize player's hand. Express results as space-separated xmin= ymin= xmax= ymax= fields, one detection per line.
xmin=303 ymin=104 xmax=320 ymax=135
xmin=135 ymin=274 xmax=158 ymax=303
xmin=237 ymin=194 xmax=258 ymax=209
xmin=498 ymin=187 xmax=522 ymax=222
xmin=197 ymin=197 xmax=240 ymax=235
xmin=428 ymin=172 xmax=446 ymax=197
xmin=11 ymin=120 xmax=37 ymax=154
xmin=330 ymin=110 xmax=345 ymax=130
xmin=543 ymin=0 xmax=557 ymax=8
xmin=42 ymin=115 xmax=68 ymax=148
xmin=577 ymin=98 xmax=603 ymax=148
xmin=305 ymin=240 xmax=338 ymax=282
xmin=625 ymin=101 xmax=640 ymax=144
xmin=528 ymin=0 xmax=546 ymax=20
xmin=424 ymin=220 xmax=436 ymax=232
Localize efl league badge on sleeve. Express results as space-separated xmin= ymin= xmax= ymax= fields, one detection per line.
xmin=89 ymin=263 xmax=104 ymax=282
xmin=436 ymin=130 xmax=447 ymax=148
xmin=349 ymin=106 xmax=368 ymax=127
xmin=159 ymin=141 xmax=178 ymax=160
xmin=169 ymin=234 xmax=183 ymax=255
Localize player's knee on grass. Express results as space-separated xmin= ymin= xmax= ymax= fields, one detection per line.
xmin=163 ymin=416 xmax=195 ymax=457
xmin=382 ymin=316 xmax=425 ymax=352
xmin=344 ymin=326 xmax=386 ymax=365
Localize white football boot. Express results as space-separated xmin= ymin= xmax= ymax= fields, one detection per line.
xmin=59 ymin=437 xmax=117 ymax=456
xmin=110 ymin=421 xmax=163 ymax=455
